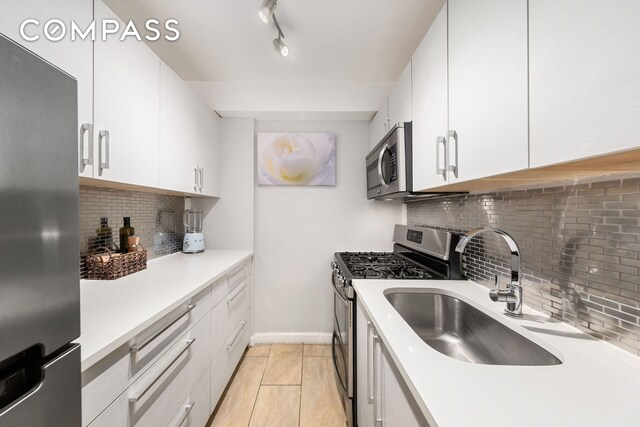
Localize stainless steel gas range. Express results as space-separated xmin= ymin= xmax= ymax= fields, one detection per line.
xmin=331 ymin=224 xmax=462 ymax=427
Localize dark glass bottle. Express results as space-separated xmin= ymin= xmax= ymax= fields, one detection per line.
xmin=119 ymin=217 xmax=135 ymax=254
xmin=96 ymin=217 xmax=115 ymax=251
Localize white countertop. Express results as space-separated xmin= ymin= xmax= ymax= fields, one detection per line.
xmin=78 ymin=250 xmax=253 ymax=371
xmin=354 ymin=279 xmax=640 ymax=427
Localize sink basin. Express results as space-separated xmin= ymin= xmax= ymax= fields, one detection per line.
xmin=385 ymin=291 xmax=562 ymax=366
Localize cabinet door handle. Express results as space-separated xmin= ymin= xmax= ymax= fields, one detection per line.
xmin=448 ymin=130 xmax=459 ymax=178
xmin=373 ymin=334 xmax=383 ymax=427
xmin=168 ymin=402 xmax=195 ymax=427
xmin=194 ymin=167 xmax=199 ymax=190
xmin=130 ymin=304 xmax=196 ymax=354
xmin=199 ymin=167 xmax=204 ymax=191
xmin=226 ymin=321 xmax=247 ymax=351
xmin=129 ymin=338 xmax=196 ymax=403
xmin=80 ymin=123 xmax=93 ymax=170
xmin=367 ymin=322 xmax=374 ymax=404
xmin=227 ymin=283 xmax=248 ymax=306
xmin=435 ymin=136 xmax=447 ymax=180
xmin=98 ymin=130 xmax=109 ymax=175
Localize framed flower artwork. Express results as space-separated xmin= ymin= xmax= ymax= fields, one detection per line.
xmin=257 ymin=132 xmax=336 ymax=186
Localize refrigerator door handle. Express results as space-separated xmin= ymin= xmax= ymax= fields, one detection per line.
xmin=0 ymin=345 xmax=81 ymax=426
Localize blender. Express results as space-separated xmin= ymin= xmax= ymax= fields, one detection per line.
xmin=182 ymin=209 xmax=205 ymax=253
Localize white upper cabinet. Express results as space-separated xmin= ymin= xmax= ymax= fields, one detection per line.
xmin=159 ymin=62 xmax=200 ymax=194
xmin=195 ymin=108 xmax=221 ymax=197
xmin=160 ymin=62 xmax=221 ymax=197
xmin=529 ymin=0 xmax=640 ymax=168
xmin=412 ymin=4 xmax=448 ymax=191
xmin=0 ymin=0 xmax=94 ymax=178
xmin=388 ymin=62 xmax=412 ymax=126
xmin=447 ymin=0 xmax=529 ymax=183
xmin=93 ymin=0 xmax=160 ymax=187
xmin=370 ymin=98 xmax=389 ymax=149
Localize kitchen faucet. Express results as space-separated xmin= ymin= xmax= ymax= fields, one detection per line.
xmin=455 ymin=228 xmax=523 ymax=317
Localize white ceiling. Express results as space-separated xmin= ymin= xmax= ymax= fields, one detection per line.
xmin=105 ymin=0 xmax=444 ymax=115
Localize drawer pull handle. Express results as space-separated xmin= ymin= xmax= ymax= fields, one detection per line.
xmin=129 ymin=338 xmax=196 ymax=403
xmin=227 ymin=265 xmax=246 ymax=283
xmin=169 ymin=402 xmax=195 ymax=427
xmin=227 ymin=283 xmax=248 ymax=305
xmin=226 ymin=321 xmax=247 ymax=351
xmin=131 ymin=304 xmax=196 ymax=354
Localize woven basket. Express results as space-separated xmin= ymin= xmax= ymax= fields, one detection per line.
xmin=86 ymin=244 xmax=147 ymax=280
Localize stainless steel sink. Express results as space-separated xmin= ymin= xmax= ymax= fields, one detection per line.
xmin=385 ymin=292 xmax=562 ymax=366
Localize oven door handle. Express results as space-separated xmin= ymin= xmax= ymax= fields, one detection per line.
xmin=333 ymin=281 xmax=349 ymax=306
xmin=332 ymin=274 xmax=348 ymax=304
xmin=331 ymin=331 xmax=348 ymax=395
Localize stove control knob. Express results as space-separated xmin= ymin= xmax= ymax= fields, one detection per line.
xmin=331 ymin=261 xmax=337 ymax=269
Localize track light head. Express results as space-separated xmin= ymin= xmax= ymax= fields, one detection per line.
xmin=273 ymin=36 xmax=289 ymax=57
xmin=258 ymin=0 xmax=277 ymax=24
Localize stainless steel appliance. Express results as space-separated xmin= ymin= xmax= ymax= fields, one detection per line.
xmin=366 ymin=123 xmax=413 ymax=200
xmin=0 ymin=35 xmax=81 ymax=426
xmin=331 ymin=225 xmax=461 ymax=427
xmin=183 ymin=208 xmax=205 ymax=253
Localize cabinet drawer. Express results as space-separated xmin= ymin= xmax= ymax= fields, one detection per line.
xmin=211 ymin=258 xmax=252 ymax=307
xmin=212 ymin=276 xmax=252 ymax=358
xmin=167 ymin=366 xmax=211 ymax=427
xmin=211 ymin=307 xmax=251 ymax=410
xmin=82 ymin=287 xmax=211 ymax=426
xmin=89 ymin=311 xmax=212 ymax=427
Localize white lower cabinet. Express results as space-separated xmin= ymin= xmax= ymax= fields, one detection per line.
xmin=166 ymin=366 xmax=211 ymax=427
xmin=89 ymin=312 xmax=212 ymax=427
xmin=83 ymin=257 xmax=253 ymax=427
xmin=82 ymin=289 xmax=211 ymax=426
xmin=356 ymin=299 xmax=375 ymax=427
xmin=210 ymin=306 xmax=252 ymax=410
xmin=357 ymin=297 xmax=429 ymax=427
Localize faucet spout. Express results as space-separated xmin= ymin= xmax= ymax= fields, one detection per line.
xmin=455 ymin=228 xmax=523 ymax=317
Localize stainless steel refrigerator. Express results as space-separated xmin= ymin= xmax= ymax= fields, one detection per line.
xmin=0 ymin=34 xmax=81 ymax=425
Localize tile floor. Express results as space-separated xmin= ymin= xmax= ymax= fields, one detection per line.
xmin=207 ymin=344 xmax=347 ymax=427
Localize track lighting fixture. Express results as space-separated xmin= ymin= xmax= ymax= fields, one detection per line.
xmin=258 ymin=0 xmax=277 ymax=24
xmin=273 ymin=35 xmax=289 ymax=57
xmin=257 ymin=0 xmax=289 ymax=57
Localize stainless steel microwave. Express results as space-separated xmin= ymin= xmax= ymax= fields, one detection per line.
xmin=366 ymin=122 xmax=413 ymax=200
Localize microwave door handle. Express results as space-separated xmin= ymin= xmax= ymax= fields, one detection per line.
xmin=377 ymin=145 xmax=390 ymax=187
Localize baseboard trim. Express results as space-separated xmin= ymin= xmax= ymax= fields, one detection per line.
xmin=252 ymin=332 xmax=332 ymax=344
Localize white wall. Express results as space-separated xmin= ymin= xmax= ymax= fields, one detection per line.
xmin=194 ymin=118 xmax=255 ymax=250
xmin=254 ymin=120 xmax=403 ymax=341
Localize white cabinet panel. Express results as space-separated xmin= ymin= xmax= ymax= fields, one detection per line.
xmin=195 ymin=104 xmax=221 ymax=197
xmin=529 ymin=0 xmax=640 ymax=167
xmin=412 ymin=4 xmax=449 ymax=191
xmin=93 ymin=0 xmax=160 ymax=187
xmin=370 ymin=98 xmax=389 ymax=149
xmin=356 ymin=299 xmax=374 ymax=427
xmin=0 ymin=0 xmax=94 ymax=177
xmin=167 ymin=366 xmax=211 ymax=427
xmin=388 ymin=62 xmax=412 ymax=126
xmin=448 ymin=0 xmax=528 ymax=183
xmin=159 ymin=61 xmax=200 ymax=194
xmin=210 ymin=307 xmax=251 ymax=410
xmin=381 ymin=346 xmax=429 ymax=427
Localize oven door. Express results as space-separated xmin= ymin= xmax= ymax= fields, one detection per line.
xmin=332 ymin=284 xmax=353 ymax=398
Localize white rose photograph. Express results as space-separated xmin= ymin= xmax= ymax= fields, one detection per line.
xmin=257 ymin=132 xmax=337 ymax=186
